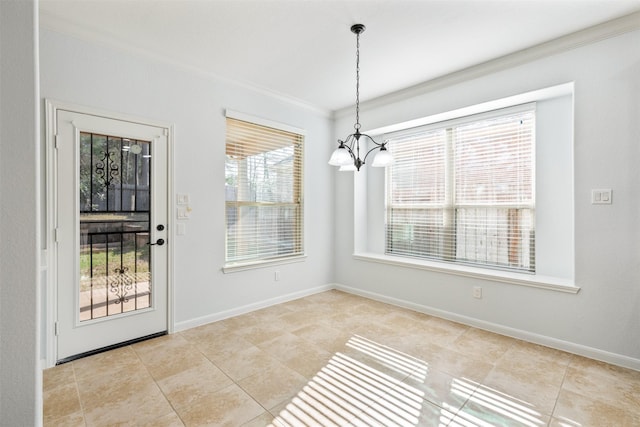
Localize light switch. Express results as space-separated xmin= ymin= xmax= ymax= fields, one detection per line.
xmin=177 ymin=194 xmax=190 ymax=205
xmin=591 ymin=189 xmax=612 ymax=205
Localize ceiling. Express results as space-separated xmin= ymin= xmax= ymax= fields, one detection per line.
xmin=39 ymin=0 xmax=640 ymax=113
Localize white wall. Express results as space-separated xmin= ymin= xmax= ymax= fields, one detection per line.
xmin=35 ymin=8 xmax=640 ymax=374
xmin=0 ymin=0 xmax=42 ymax=424
xmin=334 ymin=24 xmax=640 ymax=368
xmin=362 ymin=92 xmax=575 ymax=281
xmin=39 ymin=28 xmax=334 ymax=350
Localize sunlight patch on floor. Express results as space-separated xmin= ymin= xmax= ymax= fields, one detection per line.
xmin=271 ymin=334 xmax=551 ymax=426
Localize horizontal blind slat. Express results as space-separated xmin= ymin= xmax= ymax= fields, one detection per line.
xmin=385 ymin=109 xmax=535 ymax=272
xmin=225 ymin=117 xmax=304 ymax=265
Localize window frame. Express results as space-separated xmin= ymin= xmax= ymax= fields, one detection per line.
xmin=353 ymin=84 xmax=578 ymax=293
xmin=384 ymin=103 xmax=536 ymax=273
xmin=223 ymin=110 xmax=306 ymax=272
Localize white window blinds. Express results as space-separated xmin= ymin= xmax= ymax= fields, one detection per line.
xmin=225 ymin=117 xmax=304 ymax=266
xmin=385 ymin=106 xmax=535 ymax=272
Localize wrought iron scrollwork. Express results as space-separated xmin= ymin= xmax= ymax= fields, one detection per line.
xmin=95 ymin=151 xmax=120 ymax=187
xmin=111 ymin=266 xmax=133 ymax=304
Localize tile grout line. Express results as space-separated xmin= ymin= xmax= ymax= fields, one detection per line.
xmin=187 ymin=330 xmax=275 ymax=426
xmin=69 ymin=360 xmax=88 ymax=427
xmin=130 ymin=343 xmax=187 ymax=426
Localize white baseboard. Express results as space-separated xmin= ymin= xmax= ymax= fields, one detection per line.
xmin=335 ymin=283 xmax=640 ymax=372
xmin=172 ymin=282 xmax=639 ymax=371
xmin=173 ymin=284 xmax=334 ymax=332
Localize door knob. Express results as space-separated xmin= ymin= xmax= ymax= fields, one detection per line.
xmin=148 ymin=238 xmax=165 ymax=246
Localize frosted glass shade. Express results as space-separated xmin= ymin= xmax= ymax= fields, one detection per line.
xmin=328 ymin=146 xmax=352 ymax=166
xmin=371 ymin=148 xmax=394 ymax=167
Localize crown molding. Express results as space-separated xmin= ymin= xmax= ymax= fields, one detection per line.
xmin=39 ymin=8 xmax=639 ymax=121
xmin=38 ymin=10 xmax=332 ymax=118
xmin=334 ymin=11 xmax=640 ymax=120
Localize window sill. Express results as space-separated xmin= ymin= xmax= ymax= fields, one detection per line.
xmin=222 ymin=254 xmax=307 ymax=274
xmin=352 ymin=252 xmax=580 ymax=294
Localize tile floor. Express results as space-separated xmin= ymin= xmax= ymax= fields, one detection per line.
xmin=43 ymin=290 xmax=640 ymax=426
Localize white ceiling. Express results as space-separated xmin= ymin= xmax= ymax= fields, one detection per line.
xmin=39 ymin=0 xmax=640 ymax=112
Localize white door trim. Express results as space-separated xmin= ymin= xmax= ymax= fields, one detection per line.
xmin=44 ymin=99 xmax=175 ymax=368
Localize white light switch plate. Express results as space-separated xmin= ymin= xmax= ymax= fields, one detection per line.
xmin=591 ymin=189 xmax=612 ymax=204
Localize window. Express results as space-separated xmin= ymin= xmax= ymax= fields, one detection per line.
xmin=385 ymin=106 xmax=535 ymax=273
xmin=225 ymin=115 xmax=304 ymax=267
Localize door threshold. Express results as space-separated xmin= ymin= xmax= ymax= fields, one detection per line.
xmin=56 ymin=331 xmax=167 ymax=365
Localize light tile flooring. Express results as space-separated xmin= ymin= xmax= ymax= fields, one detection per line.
xmin=44 ymin=290 xmax=640 ymax=426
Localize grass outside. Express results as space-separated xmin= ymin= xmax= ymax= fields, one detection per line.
xmin=79 ymin=247 xmax=149 ymax=291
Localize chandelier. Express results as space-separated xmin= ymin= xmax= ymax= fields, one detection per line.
xmin=329 ymin=24 xmax=394 ymax=171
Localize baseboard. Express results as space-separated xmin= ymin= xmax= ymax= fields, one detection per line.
xmin=335 ymin=283 xmax=640 ymax=372
xmin=172 ymin=282 xmax=639 ymax=371
xmin=173 ymin=284 xmax=335 ymax=332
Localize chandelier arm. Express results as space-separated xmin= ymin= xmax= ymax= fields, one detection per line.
xmin=343 ymin=134 xmax=356 ymax=152
xmin=362 ymin=146 xmax=383 ymax=164
xmin=360 ymin=133 xmax=385 ymax=147
xmin=344 ymin=143 xmax=356 ymax=159
xmin=340 ymin=135 xmax=357 ymax=160
xmin=361 ymin=135 xmax=387 ymax=164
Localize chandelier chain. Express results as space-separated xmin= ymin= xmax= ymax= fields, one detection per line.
xmin=355 ymin=30 xmax=361 ymax=131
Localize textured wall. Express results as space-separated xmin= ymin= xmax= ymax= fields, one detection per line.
xmin=0 ymin=0 xmax=42 ymax=424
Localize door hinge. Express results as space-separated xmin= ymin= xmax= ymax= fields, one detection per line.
xmin=163 ymin=128 xmax=168 ymax=136
xmin=54 ymin=228 xmax=59 ymax=243
xmin=54 ymin=134 xmax=59 ymax=149
xmin=54 ymin=322 xmax=59 ymax=336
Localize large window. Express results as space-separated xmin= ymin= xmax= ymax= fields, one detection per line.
xmin=385 ymin=106 xmax=535 ymax=273
xmin=225 ymin=115 xmax=304 ymax=267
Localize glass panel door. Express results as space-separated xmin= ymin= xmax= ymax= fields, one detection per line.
xmin=79 ymin=133 xmax=152 ymax=321
xmin=55 ymin=108 xmax=168 ymax=362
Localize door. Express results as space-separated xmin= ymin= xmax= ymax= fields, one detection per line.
xmin=55 ymin=109 xmax=169 ymax=361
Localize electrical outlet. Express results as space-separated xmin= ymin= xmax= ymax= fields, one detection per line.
xmin=473 ymin=286 xmax=482 ymax=299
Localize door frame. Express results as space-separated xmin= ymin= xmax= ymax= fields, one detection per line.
xmin=44 ymin=99 xmax=175 ymax=368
